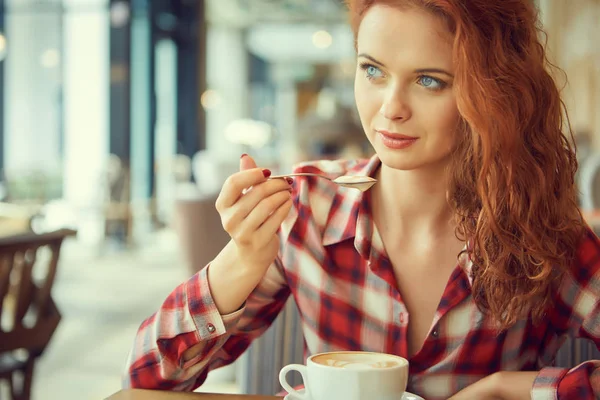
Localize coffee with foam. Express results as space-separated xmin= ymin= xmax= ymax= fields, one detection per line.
xmin=312 ymin=352 xmax=402 ymax=370
xmin=279 ymin=351 xmax=410 ymax=400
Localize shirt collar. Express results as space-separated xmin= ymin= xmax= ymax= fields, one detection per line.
xmin=320 ymin=153 xmax=474 ymax=285
xmin=322 ymin=154 xmax=380 ymax=256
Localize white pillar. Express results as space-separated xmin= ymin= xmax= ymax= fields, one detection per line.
xmin=61 ymin=1 xmax=109 ymax=242
xmin=205 ymin=27 xmax=249 ymax=161
xmin=271 ymin=63 xmax=299 ymax=172
xmin=4 ymin=8 xmax=62 ymax=172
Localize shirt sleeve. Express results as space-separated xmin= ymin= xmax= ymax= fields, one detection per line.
xmin=531 ymin=227 xmax=600 ymax=399
xmin=122 ymin=256 xmax=291 ymax=391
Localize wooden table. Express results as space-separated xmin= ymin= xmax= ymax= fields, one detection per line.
xmin=106 ymin=390 xmax=281 ymax=400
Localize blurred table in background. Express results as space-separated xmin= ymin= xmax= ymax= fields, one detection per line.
xmin=0 ymin=201 xmax=42 ymax=237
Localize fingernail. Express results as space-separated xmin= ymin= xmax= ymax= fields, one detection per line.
xmin=285 ymin=177 xmax=294 ymax=185
xmin=240 ymin=153 xmax=248 ymax=159
xmin=262 ymin=169 xmax=272 ymax=178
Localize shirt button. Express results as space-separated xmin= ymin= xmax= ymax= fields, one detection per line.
xmin=431 ymin=329 xmax=439 ymax=338
xmin=207 ymin=323 xmax=216 ymax=334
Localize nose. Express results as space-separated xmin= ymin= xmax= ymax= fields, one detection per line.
xmin=379 ymin=87 xmax=411 ymax=121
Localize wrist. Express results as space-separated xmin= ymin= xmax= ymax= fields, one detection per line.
xmin=208 ymin=241 xmax=268 ymax=315
xmin=217 ymin=240 xmax=270 ymax=279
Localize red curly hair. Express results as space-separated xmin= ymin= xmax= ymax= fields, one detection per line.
xmin=346 ymin=0 xmax=585 ymax=329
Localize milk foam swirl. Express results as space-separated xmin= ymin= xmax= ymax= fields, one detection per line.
xmin=312 ymin=353 xmax=401 ymax=369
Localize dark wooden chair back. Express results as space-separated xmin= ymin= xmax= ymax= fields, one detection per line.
xmin=0 ymin=228 xmax=76 ymax=400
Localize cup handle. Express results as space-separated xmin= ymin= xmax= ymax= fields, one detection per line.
xmin=279 ymin=364 xmax=309 ymax=399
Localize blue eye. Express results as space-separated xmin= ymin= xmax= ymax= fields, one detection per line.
xmin=418 ymin=75 xmax=446 ymax=91
xmin=367 ymin=66 xmax=382 ymax=78
xmin=360 ymin=63 xmax=384 ymax=80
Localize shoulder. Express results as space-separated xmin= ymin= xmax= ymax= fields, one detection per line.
xmin=553 ymin=226 xmax=600 ymax=326
xmin=570 ymin=226 xmax=600 ymax=287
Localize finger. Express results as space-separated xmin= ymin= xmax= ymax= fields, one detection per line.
xmin=234 ymin=178 xmax=292 ymax=216
xmin=237 ymin=190 xmax=292 ymax=235
xmin=219 ymin=178 xmax=292 ymax=232
xmin=240 ymin=153 xmax=257 ymax=171
xmin=256 ymin=196 xmax=293 ymax=238
xmin=216 ymin=168 xmax=273 ymax=210
xmin=239 ymin=154 xmax=259 ymax=195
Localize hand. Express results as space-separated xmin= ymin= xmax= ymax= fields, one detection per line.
xmin=215 ymin=154 xmax=293 ymax=276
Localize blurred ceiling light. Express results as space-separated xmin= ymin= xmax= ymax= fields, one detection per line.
xmin=41 ymin=48 xmax=60 ymax=68
xmin=312 ymin=30 xmax=333 ymax=49
xmin=110 ymin=1 xmax=130 ymax=28
xmin=201 ymin=89 xmax=222 ymax=110
xmin=224 ymin=119 xmax=273 ymax=148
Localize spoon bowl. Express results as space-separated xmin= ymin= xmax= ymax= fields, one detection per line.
xmin=270 ymin=173 xmax=377 ymax=192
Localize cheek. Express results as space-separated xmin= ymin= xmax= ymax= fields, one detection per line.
xmin=354 ymin=79 xmax=379 ymax=121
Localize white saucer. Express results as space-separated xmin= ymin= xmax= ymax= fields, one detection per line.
xmin=284 ymin=389 xmax=424 ymax=400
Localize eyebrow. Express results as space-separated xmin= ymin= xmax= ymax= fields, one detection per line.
xmin=357 ymin=53 xmax=454 ymax=78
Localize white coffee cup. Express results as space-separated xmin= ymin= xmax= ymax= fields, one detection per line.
xmin=279 ymin=351 xmax=409 ymax=400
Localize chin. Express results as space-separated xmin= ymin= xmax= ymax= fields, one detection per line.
xmin=376 ymin=150 xmax=424 ymax=171
xmin=375 ymin=145 xmax=453 ymax=173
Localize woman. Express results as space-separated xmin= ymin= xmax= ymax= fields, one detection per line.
xmin=124 ymin=1 xmax=600 ymax=398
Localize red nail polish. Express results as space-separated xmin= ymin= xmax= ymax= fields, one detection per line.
xmin=262 ymin=169 xmax=272 ymax=178
xmin=285 ymin=177 xmax=294 ymax=185
xmin=240 ymin=153 xmax=248 ymax=159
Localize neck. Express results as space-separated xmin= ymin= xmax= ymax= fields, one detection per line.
xmin=372 ymin=162 xmax=455 ymax=238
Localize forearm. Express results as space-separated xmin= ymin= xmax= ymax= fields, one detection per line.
xmin=124 ymin=269 xmax=244 ymax=390
xmin=495 ymin=371 xmax=537 ymax=400
xmin=207 ymin=239 xmax=268 ymax=315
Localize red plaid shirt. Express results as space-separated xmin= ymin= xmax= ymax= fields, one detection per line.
xmin=124 ymin=156 xmax=600 ymax=399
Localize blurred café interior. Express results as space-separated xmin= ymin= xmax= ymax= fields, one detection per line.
xmin=0 ymin=0 xmax=598 ymax=399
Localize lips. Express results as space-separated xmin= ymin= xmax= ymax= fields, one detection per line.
xmin=376 ymin=129 xmax=419 ymax=150
xmin=376 ymin=130 xmax=418 ymax=140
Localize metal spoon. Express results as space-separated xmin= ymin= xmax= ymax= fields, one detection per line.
xmin=270 ymin=173 xmax=377 ymax=192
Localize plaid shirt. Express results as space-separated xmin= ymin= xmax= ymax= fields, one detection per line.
xmin=124 ymin=155 xmax=600 ymax=399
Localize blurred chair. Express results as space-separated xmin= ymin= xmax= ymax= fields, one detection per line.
xmin=555 ymin=336 xmax=600 ymax=370
xmin=173 ymin=151 xmax=234 ymax=275
xmin=0 ymin=229 xmax=76 ymax=400
xmin=173 ymin=194 xmax=229 ymax=275
xmin=103 ymin=155 xmax=133 ymax=244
